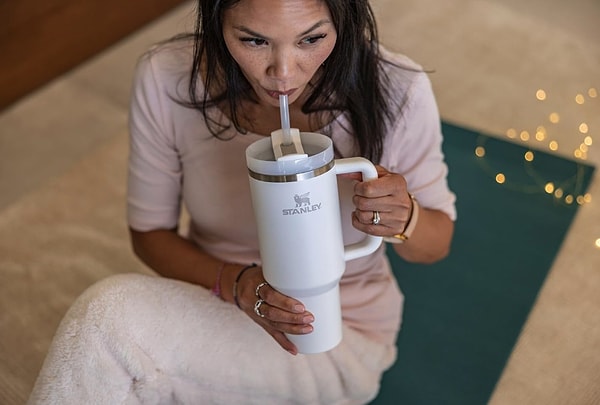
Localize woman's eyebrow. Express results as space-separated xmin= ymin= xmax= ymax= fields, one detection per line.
xmin=234 ymin=26 xmax=267 ymax=38
xmin=234 ymin=19 xmax=332 ymax=39
xmin=298 ymin=19 xmax=332 ymax=37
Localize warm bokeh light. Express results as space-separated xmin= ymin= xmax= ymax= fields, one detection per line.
xmin=506 ymin=128 xmax=517 ymax=139
xmin=475 ymin=146 xmax=486 ymax=157
xmin=536 ymin=89 xmax=547 ymax=100
xmin=489 ymin=87 xmax=595 ymax=206
xmin=535 ymin=130 xmax=546 ymax=141
xmin=524 ymin=151 xmax=534 ymax=162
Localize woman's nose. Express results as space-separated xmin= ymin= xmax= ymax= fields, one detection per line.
xmin=267 ymin=48 xmax=295 ymax=82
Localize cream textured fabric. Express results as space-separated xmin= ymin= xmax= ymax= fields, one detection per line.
xmin=28 ymin=273 xmax=395 ymax=405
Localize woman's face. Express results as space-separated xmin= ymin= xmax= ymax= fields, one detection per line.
xmin=222 ymin=0 xmax=337 ymax=108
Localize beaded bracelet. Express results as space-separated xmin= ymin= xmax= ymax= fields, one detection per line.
xmin=232 ymin=263 xmax=257 ymax=309
xmin=211 ymin=263 xmax=225 ymax=298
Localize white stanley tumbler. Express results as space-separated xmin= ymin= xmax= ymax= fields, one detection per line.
xmin=246 ymin=131 xmax=382 ymax=354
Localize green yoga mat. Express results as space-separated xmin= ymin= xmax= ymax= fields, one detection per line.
xmin=371 ymin=122 xmax=595 ymax=405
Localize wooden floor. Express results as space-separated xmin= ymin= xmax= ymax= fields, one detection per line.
xmin=0 ymin=0 xmax=186 ymax=111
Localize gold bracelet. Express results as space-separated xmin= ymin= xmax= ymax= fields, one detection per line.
xmin=384 ymin=194 xmax=419 ymax=244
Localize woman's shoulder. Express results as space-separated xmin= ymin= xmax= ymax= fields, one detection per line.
xmin=378 ymin=46 xmax=428 ymax=89
xmin=379 ymin=46 xmax=422 ymax=70
xmin=376 ymin=46 xmax=436 ymax=122
xmin=136 ymin=36 xmax=195 ymax=82
xmin=133 ymin=36 xmax=196 ymax=101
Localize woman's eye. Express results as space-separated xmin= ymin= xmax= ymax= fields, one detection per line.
xmin=300 ymin=34 xmax=327 ymax=45
xmin=240 ymin=37 xmax=267 ymax=47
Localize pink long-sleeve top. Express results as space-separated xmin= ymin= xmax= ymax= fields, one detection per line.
xmin=127 ymin=39 xmax=456 ymax=346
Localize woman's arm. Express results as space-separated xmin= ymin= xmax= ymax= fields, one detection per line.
xmin=129 ymin=228 xmax=313 ymax=355
xmin=130 ymin=228 xmax=228 ymax=292
xmin=393 ymin=208 xmax=454 ymax=263
xmin=388 ymin=206 xmax=453 ymax=264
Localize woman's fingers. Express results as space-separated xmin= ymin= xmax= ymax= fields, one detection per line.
xmin=253 ymin=284 xmax=314 ymax=333
xmin=239 ymin=268 xmax=314 ymax=337
xmin=354 ymin=171 xmax=406 ymax=200
xmin=265 ymin=328 xmax=299 ymax=355
xmin=256 ymin=281 xmax=305 ymax=314
xmin=250 ymin=280 xmax=312 ymax=356
xmin=348 ymin=166 xmax=414 ymax=235
xmin=255 ymin=301 xmax=314 ymax=331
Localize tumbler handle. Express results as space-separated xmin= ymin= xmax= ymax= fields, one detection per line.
xmin=334 ymin=157 xmax=383 ymax=261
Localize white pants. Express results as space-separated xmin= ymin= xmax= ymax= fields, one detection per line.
xmin=28 ymin=273 xmax=396 ymax=405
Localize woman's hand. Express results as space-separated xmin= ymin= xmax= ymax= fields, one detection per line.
xmin=341 ymin=165 xmax=454 ymax=263
xmin=344 ymin=165 xmax=414 ymax=238
xmin=233 ymin=265 xmax=314 ymax=355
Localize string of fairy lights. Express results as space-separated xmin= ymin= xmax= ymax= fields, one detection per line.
xmin=471 ymin=86 xmax=599 ymax=249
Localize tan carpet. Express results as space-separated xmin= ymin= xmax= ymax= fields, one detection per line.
xmin=489 ymin=172 xmax=600 ymax=405
xmin=0 ymin=133 xmax=152 ymax=404
xmin=1 ymin=1 xmax=599 ymax=403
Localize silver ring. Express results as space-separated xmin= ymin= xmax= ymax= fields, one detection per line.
xmin=255 ymin=281 xmax=269 ymax=298
xmin=372 ymin=211 xmax=381 ymax=225
xmin=254 ymin=299 xmax=266 ymax=318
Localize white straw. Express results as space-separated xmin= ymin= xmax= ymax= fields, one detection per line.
xmin=279 ymin=94 xmax=292 ymax=145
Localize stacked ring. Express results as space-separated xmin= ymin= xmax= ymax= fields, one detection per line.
xmin=254 ymin=299 xmax=266 ymax=318
xmin=255 ymin=281 xmax=269 ymax=298
xmin=372 ymin=211 xmax=381 ymax=225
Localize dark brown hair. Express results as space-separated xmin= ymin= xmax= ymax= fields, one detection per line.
xmin=189 ymin=0 xmax=397 ymax=163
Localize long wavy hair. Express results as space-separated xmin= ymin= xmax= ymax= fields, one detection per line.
xmin=188 ymin=0 xmax=396 ymax=163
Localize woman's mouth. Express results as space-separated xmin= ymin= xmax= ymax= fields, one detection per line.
xmin=266 ymin=88 xmax=297 ymax=99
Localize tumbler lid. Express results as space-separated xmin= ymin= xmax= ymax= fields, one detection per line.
xmin=246 ymin=132 xmax=334 ymax=177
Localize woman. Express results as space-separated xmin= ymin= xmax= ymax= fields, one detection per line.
xmin=29 ymin=0 xmax=455 ymax=403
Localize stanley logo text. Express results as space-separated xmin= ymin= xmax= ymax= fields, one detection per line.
xmin=282 ymin=192 xmax=322 ymax=216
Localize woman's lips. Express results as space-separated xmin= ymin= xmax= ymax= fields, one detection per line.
xmin=266 ymin=88 xmax=297 ymax=99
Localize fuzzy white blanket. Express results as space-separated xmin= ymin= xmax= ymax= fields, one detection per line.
xmin=27 ymin=273 xmax=395 ymax=404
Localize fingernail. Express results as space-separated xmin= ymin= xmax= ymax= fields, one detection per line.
xmin=294 ymin=304 xmax=305 ymax=313
xmin=303 ymin=315 xmax=314 ymax=323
